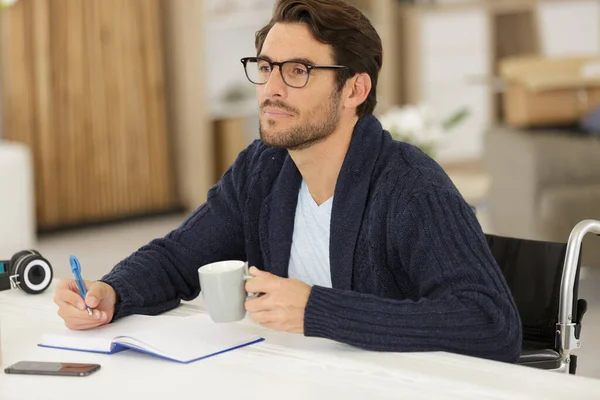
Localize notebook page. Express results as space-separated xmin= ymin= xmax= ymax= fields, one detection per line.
xmin=113 ymin=314 xmax=262 ymax=363
xmin=40 ymin=314 xmax=158 ymax=353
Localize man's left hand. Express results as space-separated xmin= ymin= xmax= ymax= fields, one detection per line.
xmin=244 ymin=267 xmax=311 ymax=334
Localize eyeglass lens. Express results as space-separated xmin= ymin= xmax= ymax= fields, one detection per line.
xmin=245 ymin=59 xmax=310 ymax=88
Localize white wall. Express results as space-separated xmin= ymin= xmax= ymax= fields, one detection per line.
xmin=538 ymin=0 xmax=600 ymax=57
xmin=204 ymin=1 xmax=272 ymax=110
xmin=429 ymin=0 xmax=600 ymax=163
xmin=420 ymin=10 xmax=490 ymax=163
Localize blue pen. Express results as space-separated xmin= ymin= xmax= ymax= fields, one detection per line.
xmin=70 ymin=255 xmax=93 ymax=316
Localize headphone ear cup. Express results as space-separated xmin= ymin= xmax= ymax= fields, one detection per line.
xmin=9 ymin=251 xmax=34 ymax=276
xmin=30 ymin=249 xmax=41 ymax=256
xmin=14 ymin=254 xmax=53 ymax=294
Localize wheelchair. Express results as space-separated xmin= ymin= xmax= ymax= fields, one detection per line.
xmin=485 ymin=219 xmax=600 ymax=374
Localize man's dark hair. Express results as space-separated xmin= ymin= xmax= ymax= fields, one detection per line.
xmin=255 ymin=0 xmax=383 ymax=117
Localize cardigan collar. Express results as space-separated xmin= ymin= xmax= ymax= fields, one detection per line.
xmin=261 ymin=114 xmax=384 ymax=289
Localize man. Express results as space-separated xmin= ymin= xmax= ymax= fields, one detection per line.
xmin=54 ymin=0 xmax=522 ymax=363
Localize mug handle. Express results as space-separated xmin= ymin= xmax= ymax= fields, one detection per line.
xmin=243 ymin=262 xmax=259 ymax=299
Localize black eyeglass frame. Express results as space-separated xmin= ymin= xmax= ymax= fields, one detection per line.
xmin=240 ymin=57 xmax=349 ymax=89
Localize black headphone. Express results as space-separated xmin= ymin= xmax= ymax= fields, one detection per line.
xmin=0 ymin=250 xmax=53 ymax=294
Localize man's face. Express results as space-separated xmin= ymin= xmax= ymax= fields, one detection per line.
xmin=256 ymin=23 xmax=343 ymax=151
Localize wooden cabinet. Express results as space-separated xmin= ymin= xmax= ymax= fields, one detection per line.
xmin=0 ymin=0 xmax=179 ymax=230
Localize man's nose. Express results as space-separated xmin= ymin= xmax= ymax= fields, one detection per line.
xmin=263 ymin=66 xmax=288 ymax=98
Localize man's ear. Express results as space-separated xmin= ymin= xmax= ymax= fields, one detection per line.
xmin=343 ymin=72 xmax=372 ymax=110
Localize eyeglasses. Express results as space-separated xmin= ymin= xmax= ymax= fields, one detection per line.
xmin=240 ymin=57 xmax=348 ymax=89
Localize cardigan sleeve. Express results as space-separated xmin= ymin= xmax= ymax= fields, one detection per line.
xmin=303 ymin=189 xmax=522 ymax=363
xmin=100 ymin=142 xmax=261 ymax=320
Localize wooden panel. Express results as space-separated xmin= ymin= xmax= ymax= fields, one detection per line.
xmin=213 ymin=118 xmax=247 ymax=182
xmin=492 ymin=9 xmax=541 ymax=122
xmin=161 ymin=0 xmax=214 ymax=210
xmin=84 ymin=0 xmax=110 ymax=219
xmin=0 ymin=0 xmax=177 ymax=230
xmin=98 ymin=0 xmax=127 ymax=218
xmin=61 ymin=0 xmax=86 ymax=223
xmin=1 ymin=1 xmax=40 ymax=219
xmin=399 ymin=8 xmax=423 ymax=106
xmin=374 ymin=0 xmax=403 ymax=112
xmin=138 ymin=0 xmax=175 ymax=211
xmin=30 ymin=0 xmax=54 ymax=225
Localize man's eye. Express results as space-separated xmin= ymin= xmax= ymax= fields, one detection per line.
xmin=258 ymin=65 xmax=272 ymax=72
xmin=293 ymin=68 xmax=307 ymax=75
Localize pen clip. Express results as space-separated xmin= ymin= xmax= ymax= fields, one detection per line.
xmin=70 ymin=255 xmax=81 ymax=275
xmin=70 ymin=255 xmax=86 ymax=296
xmin=70 ymin=255 xmax=93 ymax=316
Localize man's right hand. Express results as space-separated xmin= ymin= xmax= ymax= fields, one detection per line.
xmin=54 ymin=279 xmax=117 ymax=330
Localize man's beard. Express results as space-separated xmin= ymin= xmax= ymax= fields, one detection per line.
xmin=259 ymin=90 xmax=342 ymax=151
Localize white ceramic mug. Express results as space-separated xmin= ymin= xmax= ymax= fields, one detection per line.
xmin=198 ymin=260 xmax=255 ymax=323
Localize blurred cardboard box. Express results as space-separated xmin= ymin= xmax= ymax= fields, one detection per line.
xmin=500 ymin=56 xmax=600 ymax=128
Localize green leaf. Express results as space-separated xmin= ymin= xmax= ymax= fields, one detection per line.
xmin=442 ymin=107 xmax=470 ymax=132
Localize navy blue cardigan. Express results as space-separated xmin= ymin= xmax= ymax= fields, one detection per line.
xmin=101 ymin=115 xmax=522 ymax=363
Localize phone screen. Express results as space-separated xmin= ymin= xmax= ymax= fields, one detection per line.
xmin=4 ymin=361 xmax=101 ymax=377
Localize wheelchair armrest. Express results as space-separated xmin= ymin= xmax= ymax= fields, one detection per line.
xmin=519 ymin=347 xmax=561 ymax=370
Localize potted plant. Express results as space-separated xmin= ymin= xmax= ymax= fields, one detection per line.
xmin=378 ymin=104 xmax=469 ymax=159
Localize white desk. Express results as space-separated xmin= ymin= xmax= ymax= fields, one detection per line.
xmin=1 ymin=282 xmax=600 ymax=400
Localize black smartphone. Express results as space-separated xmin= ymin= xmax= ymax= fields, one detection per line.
xmin=4 ymin=361 xmax=101 ymax=377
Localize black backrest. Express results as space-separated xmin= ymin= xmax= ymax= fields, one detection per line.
xmin=484 ymin=234 xmax=581 ymax=348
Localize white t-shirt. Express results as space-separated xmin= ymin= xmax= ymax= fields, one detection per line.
xmin=287 ymin=180 xmax=333 ymax=288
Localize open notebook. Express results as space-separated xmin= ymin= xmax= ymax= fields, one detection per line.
xmin=39 ymin=314 xmax=264 ymax=363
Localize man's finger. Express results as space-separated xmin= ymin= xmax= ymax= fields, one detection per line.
xmin=64 ymin=318 xmax=104 ymax=331
xmin=85 ymin=282 xmax=110 ymax=308
xmin=244 ymin=295 xmax=272 ymax=313
xmin=57 ymin=302 xmax=97 ymax=321
xmin=248 ymin=310 xmax=278 ymax=325
xmin=260 ymin=322 xmax=285 ymax=332
xmin=245 ymin=274 xmax=281 ymax=294
xmin=57 ymin=307 xmax=109 ymax=330
xmin=248 ymin=266 xmax=271 ymax=276
xmin=55 ymin=290 xmax=86 ymax=310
